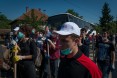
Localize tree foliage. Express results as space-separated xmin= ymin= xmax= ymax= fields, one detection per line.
xmin=66 ymin=9 xmax=83 ymax=19
xmin=93 ymin=24 xmax=102 ymax=34
xmin=0 ymin=13 xmax=12 ymax=29
xmin=99 ymin=2 xmax=113 ymax=31
xmin=22 ymin=9 xmax=46 ymax=31
xmin=107 ymin=21 xmax=117 ymax=34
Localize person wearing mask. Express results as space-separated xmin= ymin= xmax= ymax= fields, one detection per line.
xmin=12 ymin=27 xmax=20 ymax=42
xmin=30 ymin=28 xmax=36 ymax=39
xmin=46 ymin=32 xmax=60 ymax=78
xmin=54 ymin=22 xmax=102 ymax=78
xmin=5 ymin=27 xmax=19 ymax=49
xmin=13 ymin=25 xmax=37 ymax=78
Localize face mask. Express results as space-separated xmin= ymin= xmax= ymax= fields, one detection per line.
xmin=17 ymin=32 xmax=25 ymax=40
xmin=61 ymin=48 xmax=72 ymax=55
xmin=32 ymin=29 xmax=35 ymax=34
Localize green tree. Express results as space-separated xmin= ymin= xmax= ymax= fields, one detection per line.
xmin=0 ymin=13 xmax=12 ymax=29
xmin=108 ymin=21 xmax=117 ymax=34
xmin=66 ymin=9 xmax=83 ymax=19
xmin=93 ymin=24 xmax=102 ymax=33
xmin=99 ymin=2 xmax=113 ymax=31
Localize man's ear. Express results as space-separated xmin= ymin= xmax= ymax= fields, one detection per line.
xmin=74 ymin=38 xmax=79 ymax=44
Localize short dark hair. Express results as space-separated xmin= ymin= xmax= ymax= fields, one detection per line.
xmin=59 ymin=34 xmax=79 ymax=41
xmin=81 ymin=28 xmax=87 ymax=32
xmin=20 ymin=25 xmax=32 ymax=37
xmin=70 ymin=34 xmax=79 ymax=40
xmin=102 ymin=31 xmax=109 ymax=34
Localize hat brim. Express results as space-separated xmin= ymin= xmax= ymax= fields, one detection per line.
xmin=54 ymin=31 xmax=72 ymax=35
xmin=13 ymin=27 xmax=19 ymax=31
xmin=14 ymin=29 xmax=19 ymax=31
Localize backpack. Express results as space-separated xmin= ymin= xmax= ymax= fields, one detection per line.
xmin=28 ymin=39 xmax=42 ymax=67
xmin=97 ymin=43 xmax=110 ymax=61
xmin=35 ymin=47 xmax=42 ymax=67
xmin=0 ymin=45 xmax=11 ymax=70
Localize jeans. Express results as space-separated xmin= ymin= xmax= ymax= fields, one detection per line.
xmin=97 ymin=60 xmax=111 ymax=78
xmin=50 ymin=59 xmax=59 ymax=78
xmin=42 ymin=58 xmax=59 ymax=78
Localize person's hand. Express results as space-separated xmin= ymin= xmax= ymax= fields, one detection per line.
xmin=112 ymin=63 xmax=115 ymax=70
xmin=13 ymin=56 xmax=20 ymax=62
xmin=41 ymin=37 xmax=46 ymax=41
xmin=47 ymin=39 xmax=51 ymax=42
xmin=110 ymin=63 xmax=115 ymax=71
xmin=13 ymin=55 xmax=25 ymax=62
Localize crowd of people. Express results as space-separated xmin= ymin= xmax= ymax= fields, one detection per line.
xmin=0 ymin=22 xmax=116 ymax=78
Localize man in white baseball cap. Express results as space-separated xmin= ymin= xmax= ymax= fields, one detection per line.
xmin=55 ymin=22 xmax=102 ymax=78
xmin=55 ymin=22 xmax=80 ymax=36
xmin=12 ymin=27 xmax=20 ymax=42
xmin=13 ymin=27 xmax=20 ymax=31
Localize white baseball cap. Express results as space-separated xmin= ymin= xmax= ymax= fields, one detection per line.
xmin=54 ymin=22 xmax=81 ymax=36
xmin=13 ymin=27 xmax=20 ymax=31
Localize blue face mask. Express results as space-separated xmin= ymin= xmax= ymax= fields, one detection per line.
xmin=17 ymin=32 xmax=25 ymax=40
xmin=61 ymin=48 xmax=72 ymax=55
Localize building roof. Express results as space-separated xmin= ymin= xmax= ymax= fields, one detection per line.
xmin=17 ymin=9 xmax=48 ymax=21
xmin=10 ymin=9 xmax=48 ymax=25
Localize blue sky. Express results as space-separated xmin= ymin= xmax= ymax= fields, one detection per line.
xmin=0 ymin=0 xmax=117 ymax=23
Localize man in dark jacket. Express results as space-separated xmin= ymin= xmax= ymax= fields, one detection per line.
xmin=55 ymin=22 xmax=102 ymax=78
xmin=80 ymin=28 xmax=90 ymax=57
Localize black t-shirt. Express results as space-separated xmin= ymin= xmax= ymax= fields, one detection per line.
xmin=18 ymin=39 xmax=37 ymax=62
xmin=58 ymin=51 xmax=91 ymax=78
xmin=96 ymin=41 xmax=115 ymax=62
xmin=17 ymin=39 xmax=37 ymax=78
xmin=81 ymin=37 xmax=90 ymax=57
